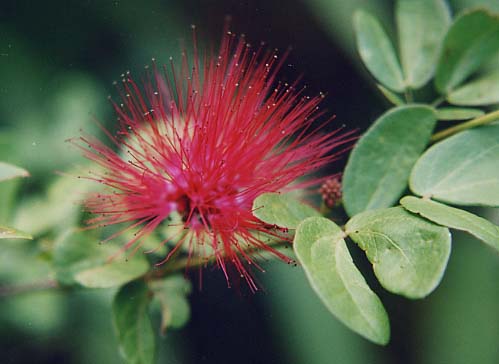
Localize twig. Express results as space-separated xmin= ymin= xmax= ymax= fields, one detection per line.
xmin=145 ymin=238 xmax=288 ymax=280
xmin=0 ymin=279 xmax=59 ymax=298
xmin=431 ymin=109 xmax=499 ymax=142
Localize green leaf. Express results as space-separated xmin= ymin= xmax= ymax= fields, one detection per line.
xmin=400 ymin=196 xmax=499 ymax=253
xmin=396 ymin=0 xmax=451 ymax=89
xmin=53 ymin=229 xmax=112 ymax=285
xmin=0 ymin=161 xmax=29 ymax=182
xmin=345 ymin=207 xmax=451 ymax=299
xmin=113 ymin=281 xmax=155 ymax=364
xmin=0 ymin=226 xmax=32 ymax=240
xmin=343 ymin=105 xmax=436 ymax=217
xmin=435 ymin=107 xmax=485 ymax=120
xmin=410 ymin=124 xmax=499 ymax=206
xmin=0 ymin=178 xmax=21 ymax=223
xmin=376 ymin=84 xmax=404 ymax=106
xmin=354 ymin=10 xmax=405 ymax=92
xmin=150 ymin=276 xmax=192 ymax=333
xmin=447 ymin=70 xmax=499 ymax=106
xmin=53 ymin=229 xmax=149 ymax=288
xmin=74 ymin=255 xmax=149 ymax=289
xmin=294 ymin=216 xmax=390 ymax=345
xmin=14 ymin=165 xmax=99 ymax=235
xmin=252 ymin=193 xmax=321 ymax=229
xmin=435 ymin=9 xmax=499 ymax=94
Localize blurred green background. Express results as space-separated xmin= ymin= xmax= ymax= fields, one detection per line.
xmin=1 ymin=0 xmax=499 ymax=363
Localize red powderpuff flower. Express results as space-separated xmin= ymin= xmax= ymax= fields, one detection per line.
xmin=78 ymin=28 xmax=353 ymax=290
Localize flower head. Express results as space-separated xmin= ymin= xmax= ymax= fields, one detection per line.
xmin=78 ymin=28 xmax=353 ymax=289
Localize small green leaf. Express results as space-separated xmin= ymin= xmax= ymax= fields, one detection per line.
xmin=435 ymin=107 xmax=485 ymax=120
xmin=345 ymin=207 xmax=451 ymax=299
xmin=0 ymin=226 xmax=32 ymax=240
xmin=376 ymin=84 xmax=404 ymax=106
xmin=400 ymin=196 xmax=499 ymax=252
xmin=294 ymin=216 xmax=390 ymax=345
xmin=14 ymin=165 xmax=99 ymax=235
xmin=53 ymin=229 xmax=112 ymax=285
xmin=54 ymin=228 xmax=156 ymax=288
xmin=410 ymin=124 xmax=499 ymax=206
xmin=113 ymin=281 xmax=155 ymax=364
xmin=74 ymin=255 xmax=149 ymax=288
xmin=396 ymin=0 xmax=451 ymax=89
xmin=0 ymin=162 xmax=29 ymax=182
xmin=435 ymin=9 xmax=499 ymax=94
xmin=343 ymin=105 xmax=436 ymax=217
xmin=252 ymin=192 xmax=320 ymax=229
xmin=150 ymin=276 xmax=192 ymax=333
xmin=0 ymin=178 xmax=20 ymax=223
xmin=354 ymin=10 xmax=405 ymax=92
xmin=447 ymin=70 xmax=499 ymax=106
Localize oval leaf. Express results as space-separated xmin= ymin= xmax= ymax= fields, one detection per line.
xmin=75 ymin=256 xmax=149 ymax=288
xmin=354 ymin=10 xmax=405 ymax=92
xmin=252 ymin=192 xmax=320 ymax=229
xmin=343 ymin=105 xmax=436 ymax=217
xmin=0 ymin=162 xmax=29 ymax=182
xmin=0 ymin=178 xmax=20 ymax=223
xmin=401 ymin=196 xmax=499 ymax=253
xmin=113 ymin=281 xmax=155 ymax=364
xmin=396 ymin=0 xmax=451 ymax=89
xmin=150 ymin=276 xmax=192 ymax=334
xmin=14 ymin=165 xmax=99 ymax=235
xmin=447 ymin=70 xmax=499 ymax=106
xmin=53 ymin=229 xmax=116 ymax=285
xmin=435 ymin=9 xmax=499 ymax=94
xmin=435 ymin=107 xmax=484 ymax=120
xmin=294 ymin=216 xmax=390 ymax=345
xmin=345 ymin=207 xmax=451 ymax=299
xmin=377 ymin=84 xmax=404 ymax=106
xmin=410 ymin=124 xmax=499 ymax=206
xmin=0 ymin=226 xmax=32 ymax=240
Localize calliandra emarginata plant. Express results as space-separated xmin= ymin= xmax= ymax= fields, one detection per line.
xmin=4 ymin=2 xmax=498 ymax=360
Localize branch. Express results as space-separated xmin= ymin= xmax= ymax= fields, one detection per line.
xmin=0 ymin=239 xmax=290 ymax=297
xmin=145 ymin=238 xmax=289 ymax=280
xmin=431 ymin=109 xmax=499 ymax=142
xmin=0 ymin=279 xmax=59 ymax=298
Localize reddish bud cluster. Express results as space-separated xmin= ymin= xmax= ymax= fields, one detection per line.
xmin=319 ymin=177 xmax=343 ymax=208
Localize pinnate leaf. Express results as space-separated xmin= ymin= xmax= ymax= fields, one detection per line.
xmin=14 ymin=165 xmax=98 ymax=235
xmin=435 ymin=9 xmax=499 ymax=93
xmin=346 ymin=207 xmax=451 ymax=299
xmin=113 ymin=281 xmax=155 ymax=364
xmin=294 ymin=216 xmax=390 ymax=345
xmin=343 ymin=105 xmax=436 ymax=216
xmin=0 ymin=162 xmax=29 ymax=182
xmin=410 ymin=124 xmax=499 ymax=207
xmin=435 ymin=107 xmax=484 ymax=120
xmin=401 ymin=196 xmax=499 ymax=253
xmin=354 ymin=10 xmax=405 ymax=92
xmin=0 ymin=226 xmax=32 ymax=240
xmin=447 ymin=70 xmax=499 ymax=106
xmin=75 ymin=257 xmax=149 ymax=289
xmin=150 ymin=276 xmax=192 ymax=333
xmin=54 ymin=229 xmax=150 ymax=288
xmin=253 ymin=192 xmax=320 ymax=229
xmin=396 ymin=0 xmax=451 ymax=89
xmin=376 ymin=84 xmax=404 ymax=106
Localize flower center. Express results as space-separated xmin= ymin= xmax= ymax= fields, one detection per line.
xmin=175 ymin=194 xmax=218 ymax=229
